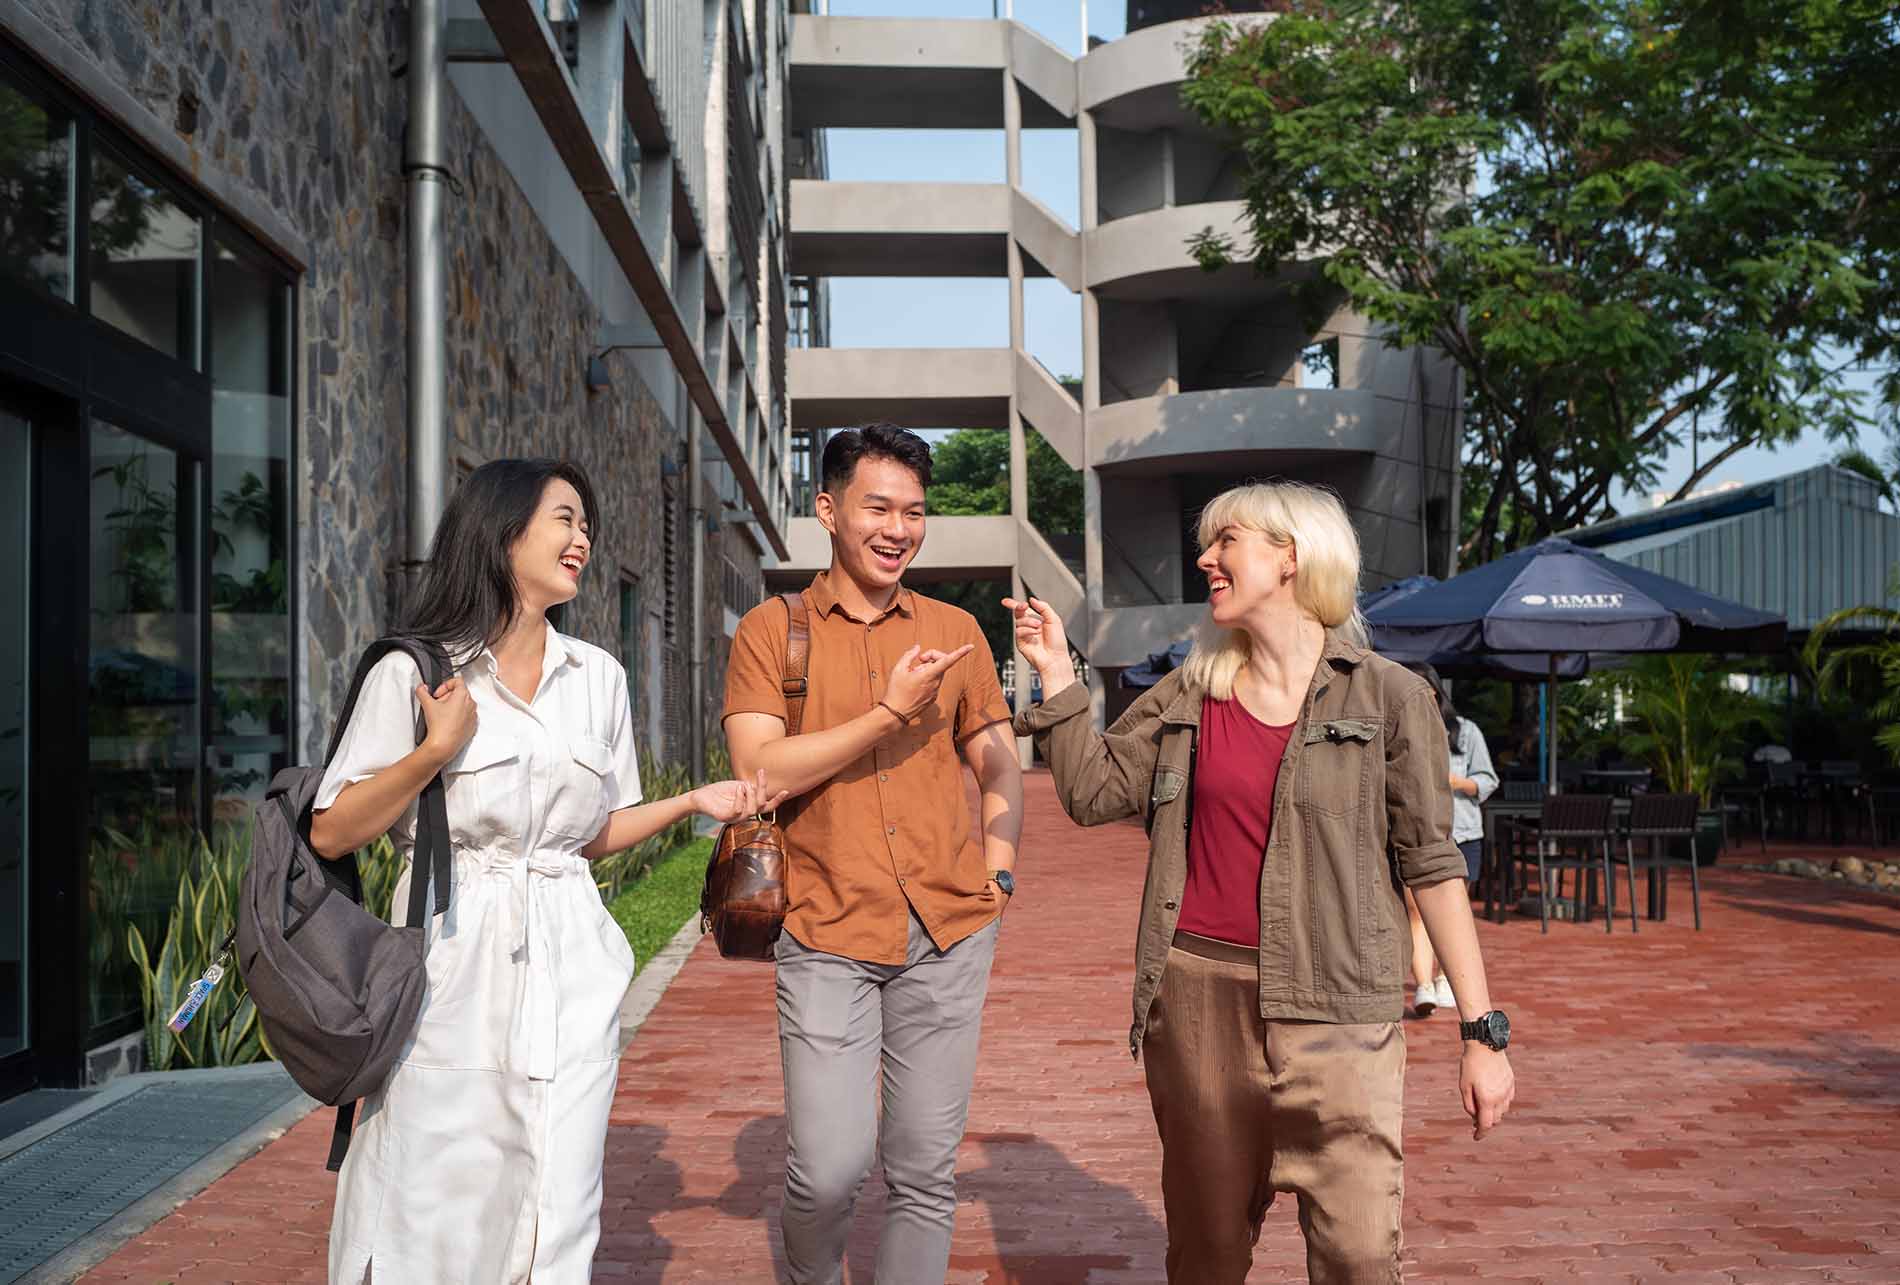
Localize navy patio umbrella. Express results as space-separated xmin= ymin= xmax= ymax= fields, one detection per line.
xmin=1366 ymin=538 xmax=1787 ymax=789
xmin=1361 ymin=575 xmax=1595 ymax=680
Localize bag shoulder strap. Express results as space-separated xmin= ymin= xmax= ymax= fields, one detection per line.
xmin=781 ymin=592 xmax=811 ymax=738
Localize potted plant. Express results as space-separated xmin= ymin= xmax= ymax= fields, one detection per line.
xmin=1613 ymin=656 xmax=1772 ymax=864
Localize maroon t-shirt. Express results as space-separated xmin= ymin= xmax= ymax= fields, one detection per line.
xmin=1176 ymin=695 xmax=1296 ymax=948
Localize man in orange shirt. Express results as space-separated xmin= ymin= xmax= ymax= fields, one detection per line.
xmin=724 ymin=424 xmax=1023 ymax=1284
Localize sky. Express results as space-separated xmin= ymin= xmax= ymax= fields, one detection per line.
xmin=813 ymin=0 xmax=1872 ymax=520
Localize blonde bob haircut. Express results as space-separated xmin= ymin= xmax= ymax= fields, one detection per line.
xmin=1181 ymin=480 xmax=1368 ymax=701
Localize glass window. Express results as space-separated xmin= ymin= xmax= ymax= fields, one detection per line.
xmin=0 ymin=407 xmax=29 ymax=1057
xmin=619 ymin=573 xmax=643 ymax=754
xmin=88 ymin=419 xmax=201 ymax=1030
xmin=90 ymin=144 xmax=200 ymax=364
xmin=0 ymin=70 xmax=75 ymax=300
xmin=208 ymin=237 xmax=292 ymax=829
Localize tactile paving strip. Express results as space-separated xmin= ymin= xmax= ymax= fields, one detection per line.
xmin=0 ymin=1070 xmax=301 ymax=1282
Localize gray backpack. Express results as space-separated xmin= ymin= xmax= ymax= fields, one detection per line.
xmin=234 ymin=637 xmax=454 ymax=1171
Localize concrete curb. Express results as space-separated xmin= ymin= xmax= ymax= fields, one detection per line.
xmin=618 ymin=913 xmax=708 ymax=1051
xmin=14 ymin=1065 xmax=319 ymax=1285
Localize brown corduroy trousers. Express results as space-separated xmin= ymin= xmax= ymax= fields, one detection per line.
xmin=1142 ymin=933 xmax=1407 ymax=1284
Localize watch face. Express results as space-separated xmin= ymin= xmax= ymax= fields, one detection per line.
xmin=1487 ymin=1011 xmax=1511 ymax=1048
xmin=992 ymin=870 xmax=1015 ymax=896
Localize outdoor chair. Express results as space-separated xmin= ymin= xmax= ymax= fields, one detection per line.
xmin=1612 ymin=792 xmax=1702 ymax=932
xmin=1761 ymin=761 xmax=1807 ymax=840
xmin=1869 ymin=787 xmax=1900 ymax=848
xmin=1502 ymin=793 xmax=1617 ymax=934
xmin=1718 ymin=772 xmax=1769 ymax=853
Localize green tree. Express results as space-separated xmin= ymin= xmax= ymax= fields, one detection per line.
xmin=1833 ymin=444 xmax=1898 ymax=511
xmin=922 ymin=427 xmax=1085 ymax=675
xmin=1184 ymin=0 xmax=1899 ymax=563
xmin=925 ymin=427 xmax=1085 ymax=534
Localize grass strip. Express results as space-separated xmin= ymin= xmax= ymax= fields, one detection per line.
xmin=607 ymin=836 xmax=711 ymax=974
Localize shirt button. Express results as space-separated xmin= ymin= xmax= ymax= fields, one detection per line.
xmin=887 ymin=825 xmax=896 ymax=835
xmin=879 ymin=773 xmax=889 ymax=782
xmin=898 ymin=876 xmax=907 ymax=886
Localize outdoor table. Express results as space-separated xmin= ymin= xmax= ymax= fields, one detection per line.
xmin=1481 ymin=795 xmax=1646 ymax=923
xmin=1580 ymin=768 xmax=1652 ymax=796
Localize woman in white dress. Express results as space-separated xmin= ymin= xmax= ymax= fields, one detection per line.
xmin=310 ymin=459 xmax=782 ymax=1283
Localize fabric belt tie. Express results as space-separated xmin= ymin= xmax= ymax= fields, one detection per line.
xmin=468 ymin=845 xmax=578 ymax=1081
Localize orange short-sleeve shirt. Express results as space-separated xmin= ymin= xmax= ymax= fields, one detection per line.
xmin=722 ymin=572 xmax=1013 ymax=964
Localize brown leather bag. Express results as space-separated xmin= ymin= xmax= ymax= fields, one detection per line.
xmin=700 ymin=590 xmax=810 ymax=960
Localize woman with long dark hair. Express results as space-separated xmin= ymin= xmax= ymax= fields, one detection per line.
xmin=309 ymin=459 xmax=782 ymax=1283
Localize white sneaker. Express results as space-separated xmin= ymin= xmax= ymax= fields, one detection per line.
xmin=1434 ymin=975 xmax=1456 ymax=1011
xmin=1412 ymin=983 xmax=1437 ymax=1017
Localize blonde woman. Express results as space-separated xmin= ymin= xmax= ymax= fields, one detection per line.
xmin=1006 ymin=481 xmax=1514 ymax=1283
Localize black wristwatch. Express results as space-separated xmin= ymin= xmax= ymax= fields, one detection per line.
xmin=989 ymin=869 xmax=1015 ymax=897
xmin=1459 ymin=1010 xmax=1511 ymax=1051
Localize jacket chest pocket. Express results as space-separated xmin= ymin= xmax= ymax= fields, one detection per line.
xmin=1147 ymin=764 xmax=1188 ymax=836
xmin=545 ymin=734 xmax=615 ymax=845
xmin=1300 ymin=718 xmax=1378 ymax=817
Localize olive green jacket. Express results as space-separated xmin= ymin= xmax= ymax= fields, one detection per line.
xmin=1013 ymin=635 xmax=1466 ymax=1056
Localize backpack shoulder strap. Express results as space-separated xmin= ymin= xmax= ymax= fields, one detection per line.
xmin=323 ymin=636 xmax=455 ymax=924
xmin=781 ymin=592 xmax=811 ymax=738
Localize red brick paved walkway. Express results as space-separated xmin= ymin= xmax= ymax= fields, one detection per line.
xmin=86 ymin=772 xmax=1900 ymax=1282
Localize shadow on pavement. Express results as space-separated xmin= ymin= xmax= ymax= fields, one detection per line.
xmin=601 ymin=1121 xmax=684 ymax=1283
xmin=1718 ymin=897 xmax=1900 ymax=938
xmin=950 ymin=1131 xmax=1164 ymax=1283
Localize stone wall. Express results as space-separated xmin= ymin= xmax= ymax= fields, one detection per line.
xmin=21 ymin=0 xmax=760 ymax=774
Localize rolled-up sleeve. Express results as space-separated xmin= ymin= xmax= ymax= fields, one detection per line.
xmin=1387 ymin=685 xmax=1466 ymax=886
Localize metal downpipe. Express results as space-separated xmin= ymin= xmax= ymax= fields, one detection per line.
xmin=405 ymin=0 xmax=449 ymax=572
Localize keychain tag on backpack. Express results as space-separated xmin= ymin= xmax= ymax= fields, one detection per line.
xmin=168 ymin=959 xmax=228 ymax=1033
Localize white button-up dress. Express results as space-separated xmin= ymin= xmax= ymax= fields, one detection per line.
xmin=316 ymin=625 xmax=642 ymax=1284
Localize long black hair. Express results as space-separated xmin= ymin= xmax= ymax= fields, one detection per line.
xmin=402 ymin=459 xmax=599 ymax=662
xmin=1402 ymin=661 xmax=1463 ymax=753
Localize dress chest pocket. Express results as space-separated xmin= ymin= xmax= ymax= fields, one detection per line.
xmin=445 ymin=732 xmax=521 ymax=835
xmin=1300 ymin=718 xmax=1379 ymax=817
xmin=545 ymin=734 xmax=615 ymax=845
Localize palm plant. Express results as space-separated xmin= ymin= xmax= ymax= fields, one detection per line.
xmin=1803 ymin=567 xmax=1900 ymax=768
xmin=1612 ymin=656 xmax=1772 ymax=806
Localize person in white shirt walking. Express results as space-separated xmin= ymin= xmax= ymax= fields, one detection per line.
xmin=1400 ymin=664 xmax=1497 ymax=1017
xmin=310 ymin=459 xmax=782 ymax=1283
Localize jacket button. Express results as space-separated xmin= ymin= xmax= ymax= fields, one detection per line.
xmin=1164 ymin=899 xmax=1177 ymax=910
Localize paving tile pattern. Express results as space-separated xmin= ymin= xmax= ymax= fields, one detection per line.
xmin=84 ymin=773 xmax=1900 ymax=1282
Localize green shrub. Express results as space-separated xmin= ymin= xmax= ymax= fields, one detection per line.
xmin=122 ymin=752 xmax=703 ymax=1069
xmin=125 ymin=826 xmax=266 ymax=1070
xmin=607 ymin=837 xmax=714 ymax=973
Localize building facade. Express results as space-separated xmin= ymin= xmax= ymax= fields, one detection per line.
xmin=1567 ymin=465 xmax=1900 ymax=634
xmin=777 ymin=8 xmax=1462 ymax=722
xmin=0 ymin=0 xmax=789 ymax=1093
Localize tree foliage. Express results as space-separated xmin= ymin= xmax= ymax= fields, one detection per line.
xmin=925 ymin=427 xmax=1084 ymax=533
xmin=1184 ymin=0 xmax=1900 ymax=562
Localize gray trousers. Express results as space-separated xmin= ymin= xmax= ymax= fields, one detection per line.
xmin=775 ymin=913 xmax=999 ymax=1285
